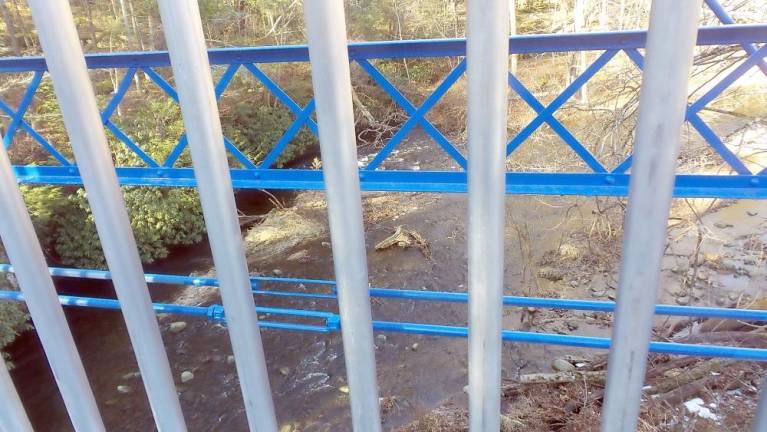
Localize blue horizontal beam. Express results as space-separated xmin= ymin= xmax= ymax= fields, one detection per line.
xmin=372 ymin=321 xmax=767 ymax=361
xmin=11 ymin=166 xmax=767 ymax=198
xmin=0 ymin=25 xmax=765 ymax=72
xmin=2 ymin=264 xmax=766 ymax=322
xmin=0 ymin=289 xmax=763 ymax=361
xmin=0 ymin=291 xmax=332 ymax=333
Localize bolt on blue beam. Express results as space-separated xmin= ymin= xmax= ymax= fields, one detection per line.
xmin=3 ymin=264 xmax=766 ymax=322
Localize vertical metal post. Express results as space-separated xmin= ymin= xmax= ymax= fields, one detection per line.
xmin=0 ymin=359 xmax=31 ymax=432
xmin=26 ymin=1 xmax=186 ymax=430
xmin=154 ymin=2 xmax=278 ymax=431
xmin=466 ymin=0 xmax=509 ymax=431
xmin=754 ymin=376 xmax=767 ymax=432
xmin=303 ymin=1 xmax=382 ymax=430
xmin=0 ymin=147 xmax=104 ymax=430
xmin=601 ymin=1 xmax=702 ymax=431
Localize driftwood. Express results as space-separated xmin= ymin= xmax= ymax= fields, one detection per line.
xmin=517 ymin=371 xmax=606 ymax=385
xmin=375 ymin=226 xmax=431 ymax=258
xmin=502 ymin=371 xmax=606 ymax=397
xmin=645 ymin=358 xmax=731 ymax=395
xmin=650 ymin=371 xmax=742 ymax=406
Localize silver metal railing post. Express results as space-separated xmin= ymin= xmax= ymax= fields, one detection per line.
xmin=0 ymin=146 xmax=104 ymax=430
xmin=303 ymin=1 xmax=382 ymax=430
xmin=753 ymin=376 xmax=767 ymax=432
xmin=466 ymin=0 xmax=509 ymax=430
xmin=0 ymin=345 xmax=31 ymax=432
xmin=601 ymin=1 xmax=702 ymax=431
xmin=155 ymin=1 xmax=278 ymax=430
xmin=26 ymin=1 xmax=187 ymax=430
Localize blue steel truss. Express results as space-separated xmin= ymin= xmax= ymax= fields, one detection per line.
xmin=1 ymin=20 xmax=766 ymax=198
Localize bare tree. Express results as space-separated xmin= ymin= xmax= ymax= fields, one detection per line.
xmin=599 ymin=0 xmax=608 ymax=30
xmin=572 ymin=0 xmax=588 ymax=104
xmin=509 ymin=0 xmax=517 ymax=75
xmin=0 ymin=0 xmax=21 ymax=55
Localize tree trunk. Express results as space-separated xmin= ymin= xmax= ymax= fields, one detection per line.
xmin=128 ymin=0 xmax=144 ymax=51
xmin=618 ymin=0 xmax=626 ymax=29
xmin=79 ymin=0 xmax=99 ymax=50
xmin=509 ymin=0 xmax=517 ymax=75
xmin=572 ymin=0 xmax=588 ymax=104
xmin=147 ymin=13 xmax=156 ymax=50
xmin=599 ymin=0 xmax=608 ymax=30
xmin=118 ymin=0 xmax=133 ymax=49
xmin=8 ymin=0 xmax=32 ymax=52
xmin=118 ymin=0 xmax=141 ymax=92
xmin=0 ymin=0 xmax=21 ymax=55
xmin=392 ymin=0 xmax=411 ymax=81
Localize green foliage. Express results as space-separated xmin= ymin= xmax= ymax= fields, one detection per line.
xmin=52 ymin=187 xmax=205 ymax=269
xmin=19 ymin=185 xmax=67 ymax=241
xmin=0 ymin=247 xmax=31 ymax=358
xmin=223 ymin=103 xmax=317 ymax=168
xmin=14 ymin=96 xmax=207 ymax=269
xmin=110 ymin=96 xmax=188 ymax=166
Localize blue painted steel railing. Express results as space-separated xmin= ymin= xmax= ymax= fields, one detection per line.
xmin=1 ymin=264 xmax=766 ymax=361
xmin=2 ymin=24 xmax=766 ymax=198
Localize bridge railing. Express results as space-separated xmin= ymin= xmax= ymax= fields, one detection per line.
xmin=1 ymin=25 xmax=766 ymax=197
xmin=0 ymin=0 xmax=766 ymax=431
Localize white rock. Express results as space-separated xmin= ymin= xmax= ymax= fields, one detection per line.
xmin=684 ymin=397 xmax=719 ymax=421
xmin=181 ymin=371 xmax=194 ymax=383
xmin=551 ymin=358 xmax=576 ymax=372
xmin=169 ymin=321 xmax=187 ymax=333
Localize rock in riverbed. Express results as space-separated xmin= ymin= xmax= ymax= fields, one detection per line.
xmin=169 ymin=321 xmax=187 ymax=333
xmin=181 ymin=371 xmax=194 ymax=383
xmin=551 ymin=358 xmax=576 ymax=372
